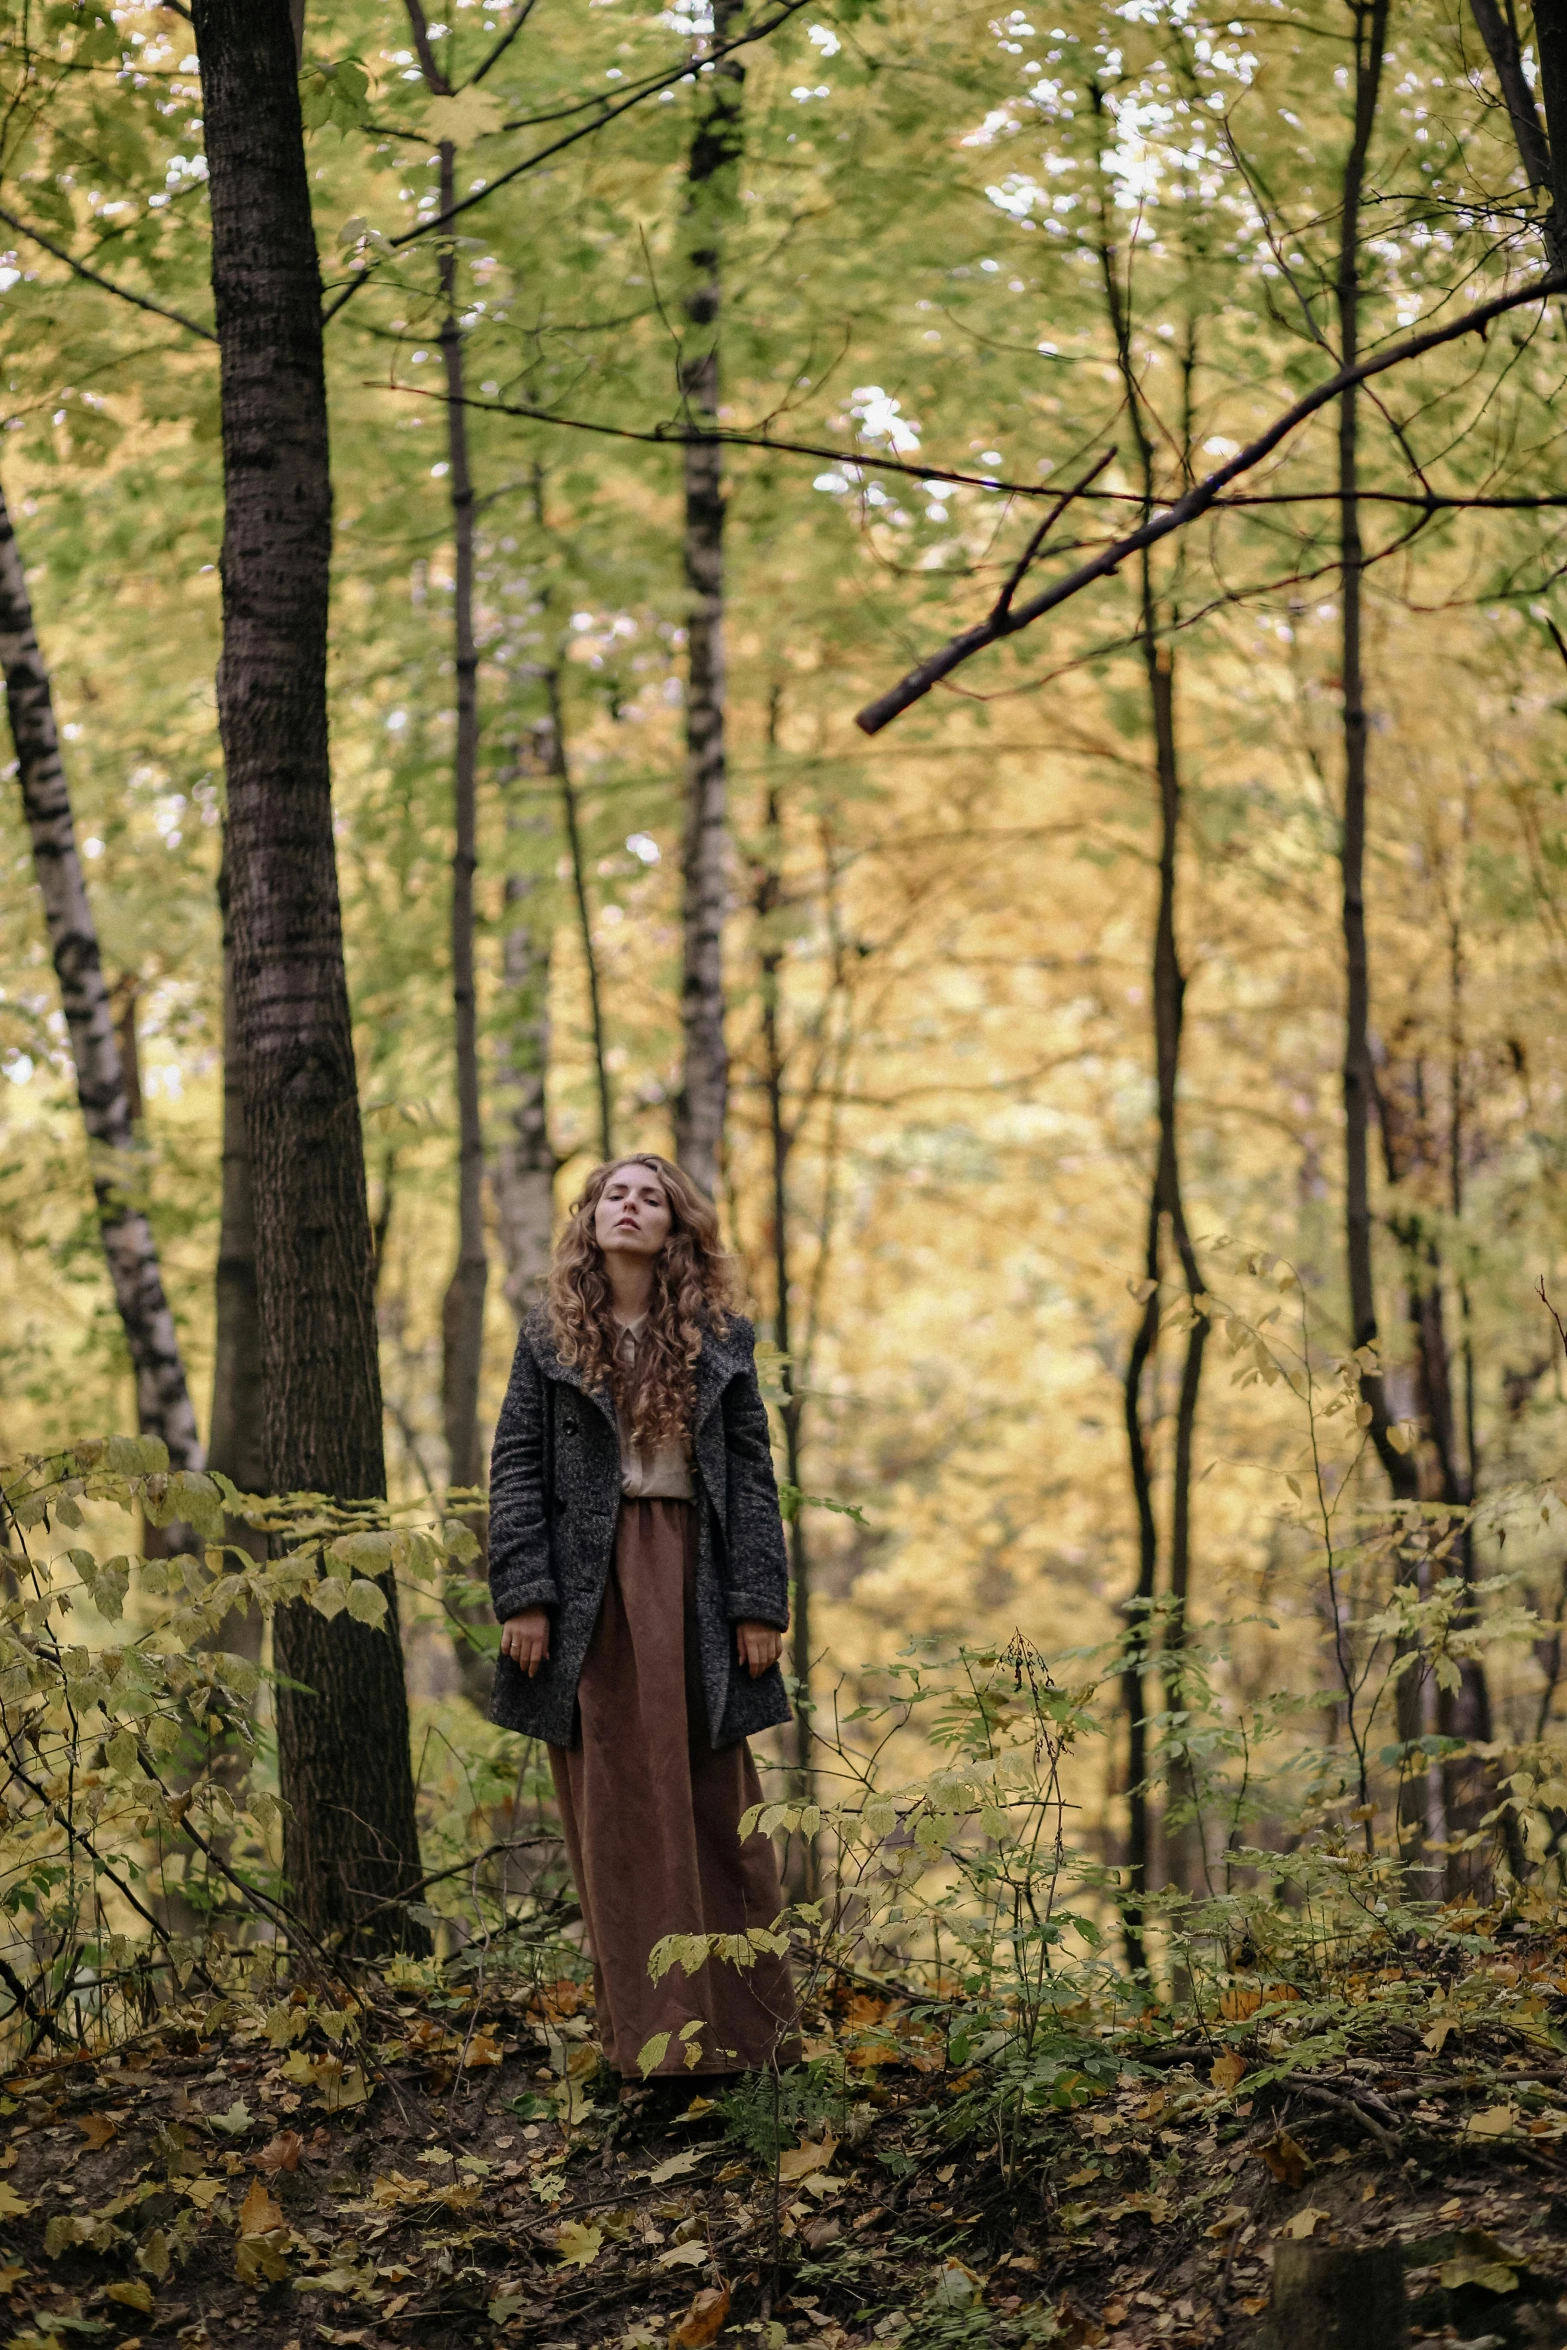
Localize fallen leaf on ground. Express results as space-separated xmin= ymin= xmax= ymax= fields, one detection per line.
xmin=1281 ymin=2207 xmax=1331 ymax=2240
xmin=235 ymin=2227 xmax=290 ymax=2287
xmin=209 ymin=2098 xmax=253 ymax=2136
xmin=0 ymin=2184 xmax=32 ymax=2220
xmin=106 ymin=2281 xmax=154 ymax=2314
xmin=1203 ymin=2205 xmax=1247 ymax=2239
xmin=463 ymin=2031 xmax=504 ymax=2068
xmin=238 ymin=2176 xmax=285 ymax=2236
xmin=932 ymin=2261 xmax=981 ymax=2309
xmin=555 ymin=2220 xmax=605 ymax=2270
xmin=180 ymin=2174 xmax=226 ymax=2211
xmin=649 ymin=2148 xmax=701 ymax=2185
xmin=658 ymin=2240 xmax=711 ymax=2269
xmin=1257 ymin=2130 xmax=1310 ymax=2189
xmin=803 ymin=2214 xmax=842 ymax=2252
xmin=1465 ymin=2106 xmax=1517 ymax=2138
xmin=778 ymin=2132 xmax=838 ymax=2182
xmin=673 ymin=2282 xmax=731 ymax=2349
xmin=77 ymin=2112 xmax=117 ymax=2149
xmin=256 ymin=2131 xmax=302 ymax=2173
xmin=1209 ymin=2052 xmax=1247 ymax=2091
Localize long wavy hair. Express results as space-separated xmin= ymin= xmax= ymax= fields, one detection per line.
xmin=547 ymin=1155 xmax=737 ymax=1445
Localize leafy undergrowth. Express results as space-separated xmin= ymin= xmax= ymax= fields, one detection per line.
xmin=9 ymin=1916 xmax=1567 ymax=2350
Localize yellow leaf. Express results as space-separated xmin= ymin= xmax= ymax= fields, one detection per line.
xmin=1465 ymin=2106 xmax=1517 ymax=2138
xmin=77 ymin=2112 xmax=117 ymax=2150
xmin=1281 ymin=2207 xmax=1330 ymax=2240
xmin=658 ymin=2240 xmax=711 ymax=2269
xmin=180 ymin=2174 xmax=226 ymax=2211
xmin=554 ymin=2220 xmax=604 ymax=2270
xmin=106 ymin=2280 xmax=155 ymax=2314
xmin=234 ymin=2228 xmax=291 ymax=2288
xmin=1209 ymin=2052 xmax=1247 ymax=2092
xmin=649 ymin=2149 xmax=701 ymax=2185
xmin=777 ymin=2133 xmax=837 ymax=2182
xmin=423 ymin=87 xmax=507 ymax=142
xmin=0 ymin=2182 xmax=32 ymax=2220
xmin=239 ymin=2176 xmax=285 ymax=2236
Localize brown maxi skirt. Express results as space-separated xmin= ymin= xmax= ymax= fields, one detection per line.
xmin=548 ymin=1497 xmax=800 ymax=2079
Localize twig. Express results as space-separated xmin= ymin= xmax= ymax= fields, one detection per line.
xmin=991 ymin=450 xmax=1118 ymax=622
xmin=0 ymin=202 xmax=216 ymax=341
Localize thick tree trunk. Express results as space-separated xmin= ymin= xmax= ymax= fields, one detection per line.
xmin=191 ymin=0 xmax=424 ymax=1956
xmin=673 ymin=4 xmax=744 ymax=1201
xmin=436 ymin=138 xmax=489 ymax=1507
xmin=0 ymin=481 xmax=203 ymax=1472
xmin=491 ymin=726 xmax=557 ymax=1315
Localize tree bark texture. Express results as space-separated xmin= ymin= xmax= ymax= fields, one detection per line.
xmin=191 ymin=0 xmax=424 ymax=1954
xmin=1335 ymin=0 xmax=1417 ymax=1504
xmin=674 ymin=4 xmax=745 ymax=1202
xmin=0 ymin=480 xmax=203 ymax=1471
xmin=1265 ymin=2240 xmax=1406 ymax=2350
xmin=490 ymin=726 xmax=558 ymax=1316
xmin=436 ymin=138 xmax=489 ymax=1506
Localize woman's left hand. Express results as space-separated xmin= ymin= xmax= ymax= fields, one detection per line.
xmin=736 ymin=1621 xmax=783 ymax=1678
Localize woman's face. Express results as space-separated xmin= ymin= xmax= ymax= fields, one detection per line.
xmin=593 ymin=1163 xmax=673 ymax=1261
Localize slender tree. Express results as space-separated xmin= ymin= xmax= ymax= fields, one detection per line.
xmin=490 ymin=726 xmax=558 ymax=1315
xmin=0 ymin=480 xmax=203 ymax=1473
xmin=190 ymin=0 xmax=425 ymax=1953
xmin=674 ymin=1 xmax=745 ymax=1200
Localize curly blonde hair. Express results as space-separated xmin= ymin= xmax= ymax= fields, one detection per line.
xmin=547 ymin=1156 xmax=737 ymax=1446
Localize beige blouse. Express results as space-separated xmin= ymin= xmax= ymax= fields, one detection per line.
xmin=613 ymin=1317 xmax=695 ymax=1499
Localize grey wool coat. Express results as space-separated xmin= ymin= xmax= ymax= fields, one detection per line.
xmin=486 ymin=1307 xmax=793 ymax=1751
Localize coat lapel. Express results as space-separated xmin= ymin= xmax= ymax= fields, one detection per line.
xmin=526 ymin=1309 xmax=742 ymax=1434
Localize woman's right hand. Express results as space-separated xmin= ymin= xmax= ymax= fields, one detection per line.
xmin=500 ymin=1608 xmax=551 ymax=1677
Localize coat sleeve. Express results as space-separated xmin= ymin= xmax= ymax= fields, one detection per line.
xmin=719 ymin=1322 xmax=792 ymax=1630
xmin=488 ymin=1328 xmax=559 ymax=1620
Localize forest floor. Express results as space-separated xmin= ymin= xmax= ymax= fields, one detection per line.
xmin=5 ymin=1930 xmax=1567 ymax=2350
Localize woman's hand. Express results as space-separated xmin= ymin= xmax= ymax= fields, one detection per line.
xmin=500 ymin=1608 xmax=551 ymax=1677
xmin=736 ymin=1621 xmax=783 ymax=1678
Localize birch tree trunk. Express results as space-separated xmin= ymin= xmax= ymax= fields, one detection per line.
xmin=191 ymin=0 xmax=425 ymax=1955
xmin=0 ymin=480 xmax=203 ymax=1472
xmin=673 ymin=3 xmax=744 ymax=1201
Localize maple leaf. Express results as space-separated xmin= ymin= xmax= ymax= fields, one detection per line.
xmin=658 ymin=2240 xmax=711 ymax=2269
xmin=256 ymin=2131 xmax=302 ymax=2174
xmin=778 ymin=2133 xmax=838 ymax=2182
xmin=554 ymin=2220 xmax=604 ymax=2270
xmin=1209 ymin=2051 xmax=1247 ymax=2091
xmin=239 ymin=2175 xmax=285 ymax=2236
xmin=76 ymin=2112 xmax=116 ymax=2149
xmin=0 ymin=2183 xmax=32 ymax=2219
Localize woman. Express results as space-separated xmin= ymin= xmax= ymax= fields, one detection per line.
xmin=488 ymin=1154 xmax=799 ymax=2084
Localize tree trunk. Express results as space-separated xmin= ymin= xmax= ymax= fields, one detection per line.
xmin=1265 ymin=2241 xmax=1406 ymax=2350
xmin=190 ymin=0 xmax=425 ymax=1956
xmin=1092 ymin=158 xmax=1208 ymax=1928
xmin=1336 ymin=0 xmax=1416 ymax=1505
xmin=673 ymin=3 xmax=744 ymax=1201
xmin=490 ymin=725 xmax=557 ymax=1316
xmin=436 ymin=138 xmax=489 ymax=1508
xmin=549 ymin=662 xmax=614 ymax=1161
xmin=756 ymin=754 xmax=815 ymax=1900
xmin=0 ymin=479 xmax=203 ymax=1472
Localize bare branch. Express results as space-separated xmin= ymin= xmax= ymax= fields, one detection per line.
xmin=854 ymin=271 xmax=1567 ymax=735
xmin=991 ymin=449 xmax=1117 ymax=622
xmin=0 ymin=201 xmax=217 ymax=342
